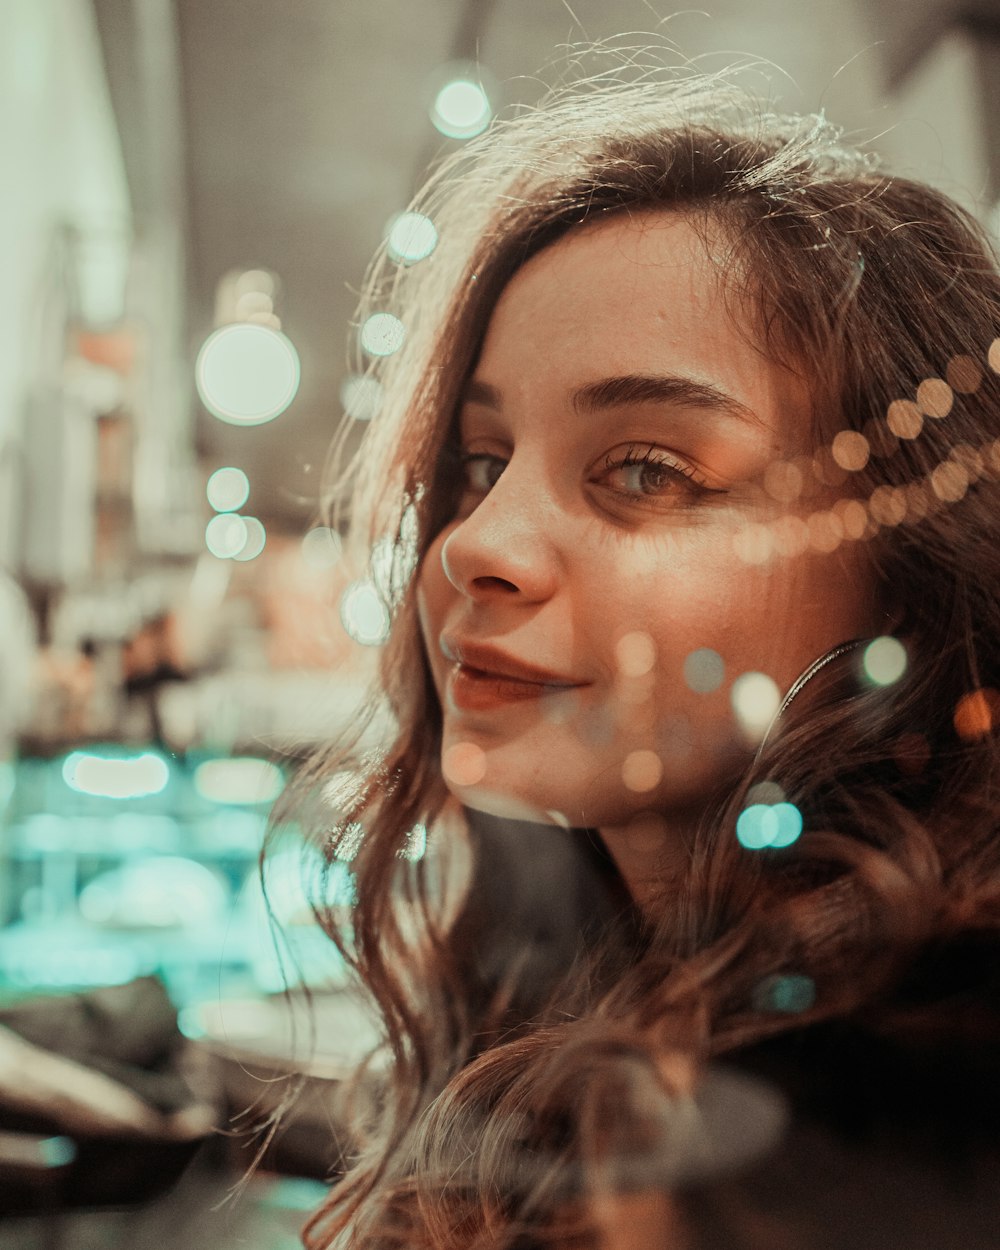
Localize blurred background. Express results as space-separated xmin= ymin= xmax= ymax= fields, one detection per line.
xmin=0 ymin=0 xmax=997 ymax=1244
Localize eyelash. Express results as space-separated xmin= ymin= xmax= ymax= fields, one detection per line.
xmin=601 ymin=443 xmax=711 ymax=500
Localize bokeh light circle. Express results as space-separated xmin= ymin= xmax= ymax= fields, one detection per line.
xmin=232 ymin=515 xmax=266 ymax=562
xmin=754 ymin=973 xmax=816 ymax=1014
xmin=443 ymin=741 xmax=487 ymax=786
xmin=862 ymin=636 xmax=907 ymax=686
xmin=731 ymin=672 xmax=781 ymax=741
xmin=194 ymin=757 xmax=284 ymax=804
xmin=205 ymin=513 xmax=248 ymax=559
xmin=386 ymin=212 xmax=439 ymax=265
xmin=946 ymin=354 xmax=982 ymax=393
xmin=746 ymin=780 xmax=786 ymax=805
xmin=886 ymin=400 xmax=923 ymax=440
xmin=340 ymin=373 xmax=382 ymax=421
xmin=302 ymin=526 xmax=343 ymax=569
xmin=930 ymin=461 xmax=969 ymax=502
xmin=763 ymin=460 xmax=804 ymax=503
xmin=340 ymin=580 xmax=390 ymax=646
xmin=622 ymin=750 xmax=662 ymax=793
xmin=916 ymin=377 xmax=953 ymax=418
xmin=63 ymin=750 xmax=170 ymax=799
xmin=736 ymin=801 xmax=802 ymax=850
xmin=684 ymin=648 xmax=725 ymax=694
xmin=615 ymin=631 xmax=656 ymax=677
xmin=732 ymin=523 xmax=773 ymax=565
xmin=206 ymin=466 xmax=250 ymax=512
xmin=430 ymin=80 xmax=491 ymax=138
xmin=360 ymin=313 xmax=405 ymax=358
xmin=831 ymin=430 xmax=870 ymax=472
xmin=196 ymin=324 xmax=300 ymax=425
xmin=954 ymin=688 xmax=1000 ymax=740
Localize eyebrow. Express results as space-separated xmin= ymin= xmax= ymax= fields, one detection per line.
xmin=461 ymin=373 xmax=762 ymax=427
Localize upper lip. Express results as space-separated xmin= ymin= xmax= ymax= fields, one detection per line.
xmin=440 ymin=636 xmax=586 ymax=686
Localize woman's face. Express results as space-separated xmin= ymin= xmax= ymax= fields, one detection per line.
xmin=417 ymin=212 xmax=881 ymax=831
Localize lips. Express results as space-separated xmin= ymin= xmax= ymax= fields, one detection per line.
xmin=442 ymin=640 xmax=577 ymax=690
xmin=439 ymin=636 xmax=589 ymax=713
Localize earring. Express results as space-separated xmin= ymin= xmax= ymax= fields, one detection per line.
xmin=756 ymin=638 xmax=868 ymax=757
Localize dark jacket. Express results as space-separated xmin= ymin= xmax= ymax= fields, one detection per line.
xmin=689 ymin=931 xmax=1000 ymax=1249
xmin=460 ymin=810 xmax=1000 ymax=1248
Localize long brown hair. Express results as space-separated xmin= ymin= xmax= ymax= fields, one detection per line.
xmin=278 ymin=63 xmax=1000 ymax=1248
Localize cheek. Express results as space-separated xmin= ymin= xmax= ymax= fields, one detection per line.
xmin=610 ymin=542 xmax=875 ymax=700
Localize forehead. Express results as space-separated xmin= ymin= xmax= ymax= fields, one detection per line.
xmin=475 ymin=212 xmax=811 ymax=452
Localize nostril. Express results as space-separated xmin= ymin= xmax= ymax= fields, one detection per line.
xmin=472 ymin=576 xmax=519 ymax=592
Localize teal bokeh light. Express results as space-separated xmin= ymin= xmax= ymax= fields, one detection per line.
xmin=736 ymin=801 xmax=803 ymax=850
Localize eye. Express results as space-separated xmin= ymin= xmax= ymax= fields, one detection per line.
xmin=596 ymin=443 xmax=717 ymax=504
xmin=459 ymin=452 xmax=507 ymax=495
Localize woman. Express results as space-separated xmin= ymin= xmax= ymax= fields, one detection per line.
xmin=286 ymin=65 xmax=1000 ymax=1248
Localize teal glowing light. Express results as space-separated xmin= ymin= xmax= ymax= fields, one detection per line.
xmin=736 ymin=801 xmax=803 ymax=850
xmin=360 ymin=312 xmax=405 ymax=358
xmin=386 ymin=212 xmax=438 ymax=265
xmin=194 ymin=757 xmax=284 ymax=805
xmin=39 ymin=1137 xmax=77 ymax=1167
xmin=683 ymin=647 xmax=725 ymax=694
xmin=206 ymin=466 xmax=250 ymax=512
xmin=430 ymin=79 xmax=491 ymax=139
xmin=754 ymin=973 xmax=816 ymax=1014
xmin=62 ymin=750 xmax=169 ymax=799
xmin=862 ymin=636 xmax=907 ymax=686
xmin=340 ymin=580 xmax=390 ymax=646
xmin=205 ymin=512 xmax=247 ymax=559
xmin=196 ymin=323 xmax=301 ymax=425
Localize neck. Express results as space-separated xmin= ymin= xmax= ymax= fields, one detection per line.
xmin=598 ymin=811 xmax=694 ymax=918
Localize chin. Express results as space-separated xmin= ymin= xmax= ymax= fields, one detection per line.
xmin=443 ymin=767 xmax=650 ymax=831
xmin=446 ymin=784 xmax=573 ymax=827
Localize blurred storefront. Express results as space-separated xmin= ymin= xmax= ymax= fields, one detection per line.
xmin=0 ymin=4 xmax=386 ymax=1239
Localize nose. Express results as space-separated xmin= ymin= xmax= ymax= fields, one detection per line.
xmin=440 ymin=460 xmax=561 ymax=603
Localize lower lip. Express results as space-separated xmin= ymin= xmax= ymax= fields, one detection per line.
xmin=448 ymin=665 xmax=579 ymax=711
